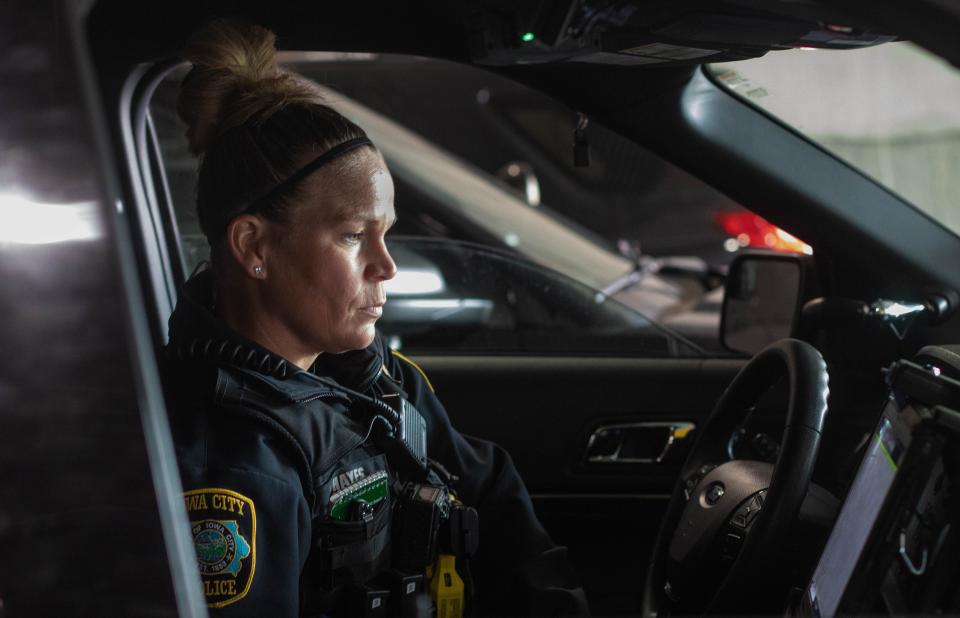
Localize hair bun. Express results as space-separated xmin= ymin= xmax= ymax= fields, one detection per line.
xmin=177 ymin=20 xmax=310 ymax=155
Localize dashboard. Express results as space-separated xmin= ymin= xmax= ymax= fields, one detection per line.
xmin=795 ymin=348 xmax=960 ymax=617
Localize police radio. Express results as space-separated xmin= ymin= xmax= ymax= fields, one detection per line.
xmin=378 ymin=393 xmax=429 ymax=475
xmin=349 ymin=380 xmax=428 ymax=479
xmin=310 ymin=366 xmax=428 ymax=477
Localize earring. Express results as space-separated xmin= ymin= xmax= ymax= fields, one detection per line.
xmin=253 ymin=265 xmax=263 ymax=276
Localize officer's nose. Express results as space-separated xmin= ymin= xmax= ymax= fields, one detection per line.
xmin=367 ymin=235 xmax=397 ymax=282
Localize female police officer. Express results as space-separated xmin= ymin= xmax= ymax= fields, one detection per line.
xmin=160 ymin=20 xmax=589 ymax=617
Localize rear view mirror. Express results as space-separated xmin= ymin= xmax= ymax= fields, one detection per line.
xmin=721 ymin=252 xmax=818 ymax=356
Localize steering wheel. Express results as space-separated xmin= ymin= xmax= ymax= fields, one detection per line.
xmin=642 ymin=339 xmax=829 ymax=615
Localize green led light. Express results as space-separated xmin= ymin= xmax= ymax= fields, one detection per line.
xmin=521 ymin=32 xmax=536 ymax=43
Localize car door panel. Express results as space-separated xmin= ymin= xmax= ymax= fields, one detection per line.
xmin=414 ymin=355 xmax=745 ymax=493
xmin=411 ymin=354 xmax=744 ymax=612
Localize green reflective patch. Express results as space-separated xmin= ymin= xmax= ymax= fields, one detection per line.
xmin=330 ymin=471 xmax=389 ymax=520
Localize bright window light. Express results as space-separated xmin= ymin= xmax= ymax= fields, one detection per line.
xmin=385 ymin=269 xmax=445 ymax=295
xmin=0 ymin=193 xmax=103 ymax=245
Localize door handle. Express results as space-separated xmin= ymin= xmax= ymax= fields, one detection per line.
xmin=584 ymin=421 xmax=696 ymax=464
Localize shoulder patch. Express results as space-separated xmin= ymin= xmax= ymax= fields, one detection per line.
xmin=184 ymin=488 xmax=256 ymax=608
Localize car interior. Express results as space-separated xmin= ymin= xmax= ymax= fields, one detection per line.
xmin=4 ymin=0 xmax=960 ymax=616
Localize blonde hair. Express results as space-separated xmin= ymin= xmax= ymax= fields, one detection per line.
xmin=177 ymin=20 xmax=316 ymax=156
xmin=175 ymin=20 xmax=371 ymax=247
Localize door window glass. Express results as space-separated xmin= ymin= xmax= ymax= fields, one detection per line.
xmin=381 ymin=238 xmax=699 ymax=356
xmin=148 ymin=54 xmax=771 ymax=356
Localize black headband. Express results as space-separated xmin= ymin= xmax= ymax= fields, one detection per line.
xmin=238 ymin=136 xmax=374 ymax=218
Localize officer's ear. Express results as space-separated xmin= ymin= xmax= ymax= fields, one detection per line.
xmin=225 ymin=214 xmax=269 ymax=281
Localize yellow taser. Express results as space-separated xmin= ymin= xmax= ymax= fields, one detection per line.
xmin=430 ymin=554 xmax=465 ymax=618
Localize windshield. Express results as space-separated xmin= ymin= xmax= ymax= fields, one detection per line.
xmin=709 ymin=42 xmax=960 ymax=237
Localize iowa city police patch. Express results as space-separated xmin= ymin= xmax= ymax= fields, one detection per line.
xmin=184 ymin=488 xmax=256 ymax=608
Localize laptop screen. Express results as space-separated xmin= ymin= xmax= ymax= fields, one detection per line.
xmin=805 ymin=400 xmax=908 ymax=618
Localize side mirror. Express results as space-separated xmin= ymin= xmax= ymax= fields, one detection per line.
xmin=720 ymin=252 xmax=818 ymax=356
xmin=382 ymin=244 xmax=494 ymax=336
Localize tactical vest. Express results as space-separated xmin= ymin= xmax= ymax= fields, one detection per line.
xmin=214 ymin=364 xmax=475 ymax=617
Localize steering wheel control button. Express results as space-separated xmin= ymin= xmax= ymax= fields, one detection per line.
xmin=721 ymin=532 xmax=744 ymax=559
xmin=704 ymin=482 xmax=725 ymax=506
xmin=730 ymin=491 xmax=767 ymax=530
xmin=683 ymin=464 xmax=717 ymax=500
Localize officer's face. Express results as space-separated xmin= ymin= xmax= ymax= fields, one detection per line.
xmin=262 ymin=149 xmax=397 ymax=355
